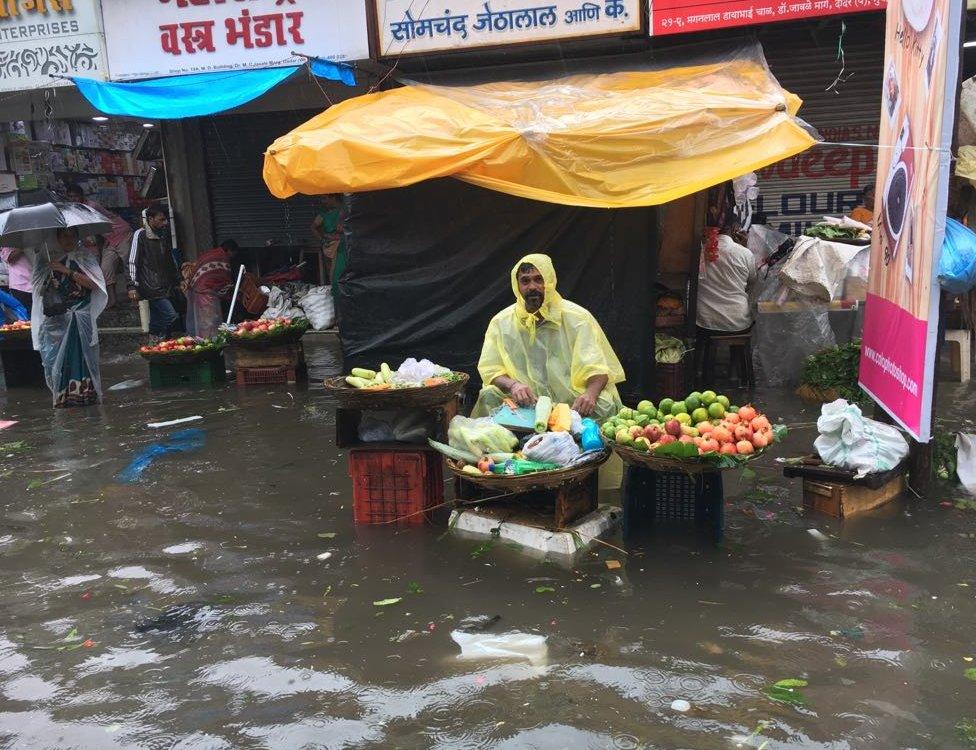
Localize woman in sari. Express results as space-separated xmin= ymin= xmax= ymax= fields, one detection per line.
xmin=29 ymin=228 xmax=107 ymax=407
xmin=185 ymin=239 xmax=239 ymax=338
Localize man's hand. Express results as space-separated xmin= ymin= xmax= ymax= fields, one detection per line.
xmin=509 ymin=381 xmax=536 ymax=406
xmin=572 ymin=392 xmax=597 ymax=416
xmin=49 ymin=261 xmax=69 ymax=276
xmin=128 ymin=289 xmax=140 ymax=302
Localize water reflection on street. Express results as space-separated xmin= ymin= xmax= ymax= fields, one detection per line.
xmin=1 ymin=349 xmax=975 ymax=749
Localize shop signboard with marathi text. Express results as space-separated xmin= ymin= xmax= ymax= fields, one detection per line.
xmin=100 ymin=0 xmax=369 ymax=81
xmin=371 ymin=0 xmax=642 ymax=57
xmin=859 ymin=0 xmax=962 ymax=441
xmin=0 ymin=0 xmax=106 ymax=92
xmin=650 ymin=0 xmax=886 ymax=35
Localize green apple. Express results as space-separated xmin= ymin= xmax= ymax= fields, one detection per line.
xmin=701 ymin=390 xmax=717 ymax=405
xmin=670 ymin=400 xmax=688 ymax=415
xmin=658 ymin=398 xmax=674 ymax=415
xmin=707 ymin=402 xmax=726 ymax=419
xmin=691 ymin=407 xmax=710 ymax=424
xmin=637 ymin=400 xmax=656 ymax=416
xmin=717 ymin=395 xmax=731 ymax=409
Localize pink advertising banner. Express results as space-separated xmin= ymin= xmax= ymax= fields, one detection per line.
xmin=859 ymin=0 xmax=962 ymax=441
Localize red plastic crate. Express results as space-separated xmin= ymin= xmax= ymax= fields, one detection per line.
xmin=235 ymin=366 xmax=297 ymax=386
xmin=349 ymin=449 xmax=444 ymax=525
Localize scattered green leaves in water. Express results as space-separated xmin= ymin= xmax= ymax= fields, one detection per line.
xmin=958 ymin=719 xmax=976 ymax=746
xmin=964 ymin=667 xmax=976 ymax=682
xmin=372 ymin=598 xmax=402 ymax=607
xmin=0 ymin=441 xmax=28 ymax=453
xmin=27 ymin=479 xmax=43 ymax=490
xmin=406 ymin=581 xmax=423 ymax=595
xmin=534 ymin=586 xmax=556 ymax=594
xmin=764 ymin=678 xmax=808 ymax=706
xmin=470 ymin=539 xmax=496 ymax=559
xmin=317 ymin=532 xmax=337 ymax=539
xmin=934 ymin=432 xmax=958 ymax=481
xmin=955 ymin=498 xmax=976 ymax=512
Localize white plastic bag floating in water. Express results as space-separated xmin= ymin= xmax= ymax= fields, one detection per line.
xmin=450 ymin=630 xmax=548 ymax=666
xmin=813 ymin=399 xmax=909 ymax=479
xmin=956 ymin=434 xmax=976 ymax=494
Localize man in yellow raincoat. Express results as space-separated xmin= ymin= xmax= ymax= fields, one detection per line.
xmin=472 ymin=254 xmax=625 ymax=421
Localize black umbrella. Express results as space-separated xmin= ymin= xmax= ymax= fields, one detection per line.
xmin=0 ymin=202 xmax=113 ymax=248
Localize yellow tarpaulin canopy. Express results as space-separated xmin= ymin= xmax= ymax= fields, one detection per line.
xmin=263 ymin=49 xmax=816 ymax=208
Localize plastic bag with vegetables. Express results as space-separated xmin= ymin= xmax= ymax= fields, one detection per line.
xmin=655 ymin=334 xmax=686 ymax=364
xmin=522 ymin=431 xmax=581 ymax=467
xmin=448 ymin=416 xmax=519 ymax=458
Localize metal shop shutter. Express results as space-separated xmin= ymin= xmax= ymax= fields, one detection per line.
xmin=201 ymin=110 xmax=319 ymax=249
xmin=756 ymin=14 xmax=886 ymax=234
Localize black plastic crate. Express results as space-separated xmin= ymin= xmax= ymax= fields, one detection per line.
xmin=622 ymin=467 xmax=724 ymax=541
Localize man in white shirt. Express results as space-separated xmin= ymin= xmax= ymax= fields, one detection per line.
xmin=696 ymin=232 xmax=757 ymax=333
xmin=694 ymin=226 xmax=757 ymax=385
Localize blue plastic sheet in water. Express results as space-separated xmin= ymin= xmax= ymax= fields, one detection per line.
xmin=939 ymin=217 xmax=976 ymax=295
xmin=117 ymin=428 xmax=205 ymax=483
xmin=0 ymin=289 xmax=28 ymax=322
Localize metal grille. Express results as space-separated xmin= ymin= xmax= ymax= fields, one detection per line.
xmin=201 ymin=110 xmax=321 ymax=250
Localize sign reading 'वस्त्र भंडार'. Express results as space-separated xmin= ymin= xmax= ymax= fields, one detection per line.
xmin=99 ymin=0 xmax=369 ymax=81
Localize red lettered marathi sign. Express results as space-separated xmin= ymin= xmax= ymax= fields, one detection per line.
xmin=651 ymin=0 xmax=886 ymax=35
xmin=101 ymin=0 xmax=368 ymax=81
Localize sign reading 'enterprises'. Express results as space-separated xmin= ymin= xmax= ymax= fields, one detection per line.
xmin=0 ymin=0 xmax=106 ymax=93
xmin=372 ymin=0 xmax=642 ymax=57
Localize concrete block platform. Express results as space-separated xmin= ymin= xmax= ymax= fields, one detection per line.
xmin=449 ymin=503 xmax=621 ymax=557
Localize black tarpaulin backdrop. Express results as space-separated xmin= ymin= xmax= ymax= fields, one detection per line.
xmin=337 ymin=179 xmax=658 ymax=402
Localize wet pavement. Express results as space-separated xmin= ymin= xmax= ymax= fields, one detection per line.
xmin=1 ymin=346 xmax=976 ymax=749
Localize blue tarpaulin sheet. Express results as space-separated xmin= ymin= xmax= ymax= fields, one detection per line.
xmin=72 ymin=59 xmax=355 ymax=120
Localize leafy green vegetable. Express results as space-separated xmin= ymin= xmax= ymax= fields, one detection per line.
xmin=372 ymin=598 xmax=402 ymax=607
xmin=534 ymin=586 xmax=556 ymax=594
xmin=800 ymin=340 xmax=871 ymax=409
xmin=803 ymin=223 xmax=867 ymax=240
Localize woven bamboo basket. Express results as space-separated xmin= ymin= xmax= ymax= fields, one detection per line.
xmin=613 ymin=442 xmax=766 ymax=474
xmin=447 ymin=451 xmax=609 ymax=492
xmin=324 ymin=372 xmax=468 ymax=409
xmin=140 ymin=347 xmax=225 ymax=364
xmin=228 ymin=320 xmax=310 ymax=350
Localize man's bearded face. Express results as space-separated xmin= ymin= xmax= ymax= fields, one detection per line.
xmin=517 ymin=265 xmax=545 ymax=313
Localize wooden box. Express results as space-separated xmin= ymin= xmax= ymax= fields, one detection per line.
xmin=234 ymin=342 xmax=303 ymax=369
xmin=801 ymin=474 xmax=904 ymax=518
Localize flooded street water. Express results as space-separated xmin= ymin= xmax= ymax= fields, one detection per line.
xmin=2 ymin=349 xmax=976 ymax=749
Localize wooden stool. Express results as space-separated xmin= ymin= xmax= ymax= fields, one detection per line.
xmin=701 ymin=331 xmax=755 ymax=389
xmin=946 ymin=329 xmax=971 ymax=383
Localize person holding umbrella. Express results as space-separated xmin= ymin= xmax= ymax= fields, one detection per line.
xmin=34 ymin=228 xmax=107 ymax=406
xmin=0 ymin=201 xmax=109 ymax=407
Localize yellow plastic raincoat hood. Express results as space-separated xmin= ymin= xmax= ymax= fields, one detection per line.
xmin=511 ymin=253 xmax=562 ymax=340
xmin=472 ymin=254 xmax=625 ymax=420
xmin=263 ymin=45 xmax=815 ymax=209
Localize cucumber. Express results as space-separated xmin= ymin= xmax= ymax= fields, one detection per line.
xmin=351 ymin=367 xmax=376 ymax=380
xmin=427 ymin=439 xmax=479 ymax=464
xmin=381 ymin=363 xmax=393 ymax=382
xmin=345 ymin=376 xmax=371 ymax=388
xmin=462 ymin=465 xmax=485 ymax=476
